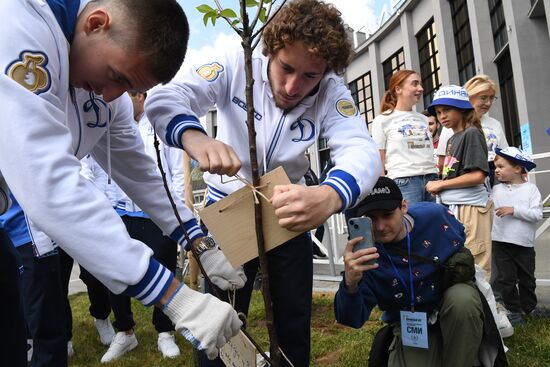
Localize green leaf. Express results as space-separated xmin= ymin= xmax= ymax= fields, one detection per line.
xmin=196 ymin=4 xmax=215 ymax=14
xmin=202 ymin=11 xmax=216 ymax=26
xmin=258 ymin=7 xmax=267 ymax=23
xmin=245 ymin=0 xmax=259 ymax=7
xmin=231 ymin=19 xmax=241 ymax=26
xmin=220 ymin=8 xmax=238 ymax=18
xmin=264 ymin=0 xmax=272 ymax=3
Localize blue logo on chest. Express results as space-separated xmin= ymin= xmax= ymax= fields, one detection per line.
xmin=232 ymin=96 xmax=263 ymax=121
xmin=83 ymin=94 xmax=112 ymax=128
xmin=290 ymin=117 xmax=315 ymax=142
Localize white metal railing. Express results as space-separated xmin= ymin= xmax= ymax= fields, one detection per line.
xmin=528 ymin=151 xmax=550 ymax=239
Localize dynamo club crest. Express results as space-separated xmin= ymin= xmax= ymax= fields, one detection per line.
xmin=6 ymin=51 xmax=51 ymax=94
xmin=196 ymin=62 xmax=224 ymax=82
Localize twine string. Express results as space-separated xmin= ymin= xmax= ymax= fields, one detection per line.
xmin=218 ymin=174 xmax=271 ymax=212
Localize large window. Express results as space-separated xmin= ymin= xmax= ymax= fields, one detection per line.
xmin=349 ymin=72 xmax=375 ymax=128
xmin=489 ymin=0 xmax=508 ymax=55
xmin=450 ymin=0 xmax=475 ymax=85
xmin=496 ymin=50 xmax=521 ymax=147
xmin=416 ymin=19 xmax=441 ymax=107
xmin=382 ymin=49 xmax=406 ymax=90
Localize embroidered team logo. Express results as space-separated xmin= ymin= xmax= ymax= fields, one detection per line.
xmin=83 ymin=93 xmax=112 ymax=128
xmin=196 ymin=62 xmax=224 ymax=82
xmin=290 ymin=117 xmax=315 ymax=142
xmin=6 ymin=51 xmax=51 ymax=94
xmin=335 ymin=99 xmax=357 ymax=117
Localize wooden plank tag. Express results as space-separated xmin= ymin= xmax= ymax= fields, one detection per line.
xmin=220 ymin=330 xmax=257 ymax=367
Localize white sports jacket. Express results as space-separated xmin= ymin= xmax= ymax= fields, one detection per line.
xmin=0 ymin=0 xmax=202 ymax=305
xmin=146 ymin=48 xmax=380 ymax=209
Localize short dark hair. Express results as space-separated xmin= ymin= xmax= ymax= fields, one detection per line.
xmin=103 ymin=0 xmax=189 ymax=84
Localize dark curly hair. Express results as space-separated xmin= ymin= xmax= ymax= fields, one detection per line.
xmin=262 ymin=0 xmax=352 ymax=75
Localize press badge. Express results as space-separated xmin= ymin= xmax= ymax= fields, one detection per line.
xmin=400 ymin=311 xmax=428 ymax=349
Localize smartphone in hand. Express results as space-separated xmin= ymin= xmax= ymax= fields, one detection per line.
xmin=347 ymin=217 xmax=376 ymax=265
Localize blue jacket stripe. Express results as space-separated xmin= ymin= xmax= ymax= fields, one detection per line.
xmin=170 ymin=218 xmax=204 ymax=250
xmin=138 ymin=268 xmax=173 ymax=306
xmin=321 ymin=169 xmax=361 ymax=210
xmin=165 ymin=114 xmax=205 ymax=148
xmin=124 ymin=258 xmax=173 ymax=306
xmin=206 ymin=185 xmax=228 ymax=202
xmin=322 ymin=180 xmax=349 ymax=209
xmin=266 ymin=114 xmax=286 ymax=168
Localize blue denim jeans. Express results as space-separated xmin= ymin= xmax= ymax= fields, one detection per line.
xmin=394 ymin=173 xmax=438 ymax=204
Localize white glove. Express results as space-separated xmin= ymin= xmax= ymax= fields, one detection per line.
xmin=163 ymin=285 xmax=242 ymax=360
xmin=200 ymin=245 xmax=247 ymax=290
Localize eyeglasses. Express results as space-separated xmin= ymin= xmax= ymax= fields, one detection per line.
xmin=478 ymin=95 xmax=498 ymax=103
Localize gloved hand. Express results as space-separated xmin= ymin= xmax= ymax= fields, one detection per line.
xmin=199 ymin=244 xmax=247 ymax=290
xmin=163 ymin=285 xmax=242 ymax=360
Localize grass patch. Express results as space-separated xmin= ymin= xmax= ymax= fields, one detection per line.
xmin=69 ymin=291 xmax=550 ymax=366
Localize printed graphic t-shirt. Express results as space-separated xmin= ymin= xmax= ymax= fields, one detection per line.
xmin=437 ymin=114 xmax=509 ymax=161
xmin=442 ymin=126 xmax=489 ymax=179
xmin=372 ymin=110 xmax=437 ymax=179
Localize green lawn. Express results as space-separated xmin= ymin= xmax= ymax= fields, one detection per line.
xmin=68 ymin=291 xmax=550 ymax=366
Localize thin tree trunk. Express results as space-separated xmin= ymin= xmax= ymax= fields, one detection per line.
xmin=182 ymin=152 xmax=199 ymax=290
xmin=240 ymin=1 xmax=281 ymax=365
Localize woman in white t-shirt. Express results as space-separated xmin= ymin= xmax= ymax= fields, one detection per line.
xmin=371 ymin=70 xmax=438 ymax=203
xmin=437 ymin=75 xmax=509 ymax=185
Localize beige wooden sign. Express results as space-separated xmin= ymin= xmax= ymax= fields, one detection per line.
xmin=199 ymin=166 xmax=300 ymax=268
xmin=220 ymin=330 xmax=257 ymax=367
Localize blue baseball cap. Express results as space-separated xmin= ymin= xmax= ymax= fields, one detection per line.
xmin=495 ymin=147 xmax=536 ymax=172
xmin=427 ymin=85 xmax=474 ymax=116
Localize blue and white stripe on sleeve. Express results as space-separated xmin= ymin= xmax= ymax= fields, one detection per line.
xmin=169 ymin=218 xmax=204 ymax=251
xmin=124 ymin=257 xmax=174 ymax=307
xmin=321 ymin=169 xmax=360 ymax=211
xmin=165 ymin=114 xmax=206 ymax=149
xmin=206 ymin=185 xmax=228 ymax=203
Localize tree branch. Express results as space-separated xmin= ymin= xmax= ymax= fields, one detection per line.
xmin=214 ymin=0 xmax=243 ymax=35
xmin=251 ymin=0 xmax=288 ymax=42
xmin=249 ymin=0 xmax=266 ymax=31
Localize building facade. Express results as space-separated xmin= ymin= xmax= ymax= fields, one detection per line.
xmin=310 ymin=0 xmax=550 ymax=200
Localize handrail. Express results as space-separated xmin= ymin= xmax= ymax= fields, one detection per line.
xmin=528 ymin=150 xmax=550 ymax=239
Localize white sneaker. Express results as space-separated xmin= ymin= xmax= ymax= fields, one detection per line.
xmin=495 ymin=303 xmax=514 ymax=338
xmin=157 ymin=332 xmax=180 ymax=358
xmin=67 ymin=340 xmax=74 ymax=358
xmin=100 ymin=332 xmax=138 ymax=363
xmin=94 ymin=318 xmax=115 ymax=346
xmin=27 ymin=339 xmax=33 ymax=363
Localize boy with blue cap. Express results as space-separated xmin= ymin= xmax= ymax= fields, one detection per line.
xmin=491 ymin=147 xmax=542 ymax=326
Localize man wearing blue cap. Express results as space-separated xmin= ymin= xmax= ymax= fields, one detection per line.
xmin=491 ymin=147 xmax=543 ymax=326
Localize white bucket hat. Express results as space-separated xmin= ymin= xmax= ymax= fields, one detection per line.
xmin=428 ymin=85 xmax=474 ymax=115
xmin=495 ymin=147 xmax=536 ymax=172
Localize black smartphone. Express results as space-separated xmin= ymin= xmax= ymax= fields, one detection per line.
xmin=347 ymin=217 xmax=376 ymax=264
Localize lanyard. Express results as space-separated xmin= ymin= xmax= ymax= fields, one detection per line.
xmin=382 ymin=220 xmax=415 ymax=312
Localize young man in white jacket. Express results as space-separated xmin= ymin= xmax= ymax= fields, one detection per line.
xmin=146 ymin=1 xmax=381 ymax=365
xmin=0 ymin=0 xmax=245 ymax=365
xmin=79 ymin=92 xmax=185 ymax=362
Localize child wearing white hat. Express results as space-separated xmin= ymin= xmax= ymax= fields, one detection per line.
xmin=425 ymin=85 xmax=494 ymax=278
xmin=491 ymin=147 xmax=543 ymax=327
